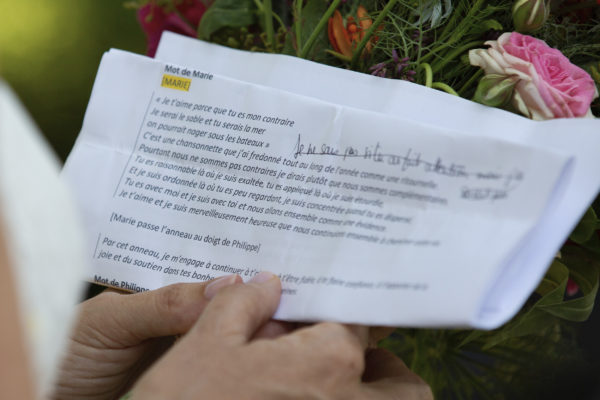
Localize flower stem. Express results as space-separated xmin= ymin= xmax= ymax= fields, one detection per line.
xmin=350 ymin=0 xmax=399 ymax=69
xmin=263 ymin=0 xmax=275 ymax=50
xmin=431 ymin=40 xmax=484 ymax=74
xmin=294 ymin=0 xmax=303 ymax=55
xmin=171 ymin=7 xmax=197 ymax=34
xmin=421 ymin=0 xmax=485 ymax=64
xmin=272 ymin=12 xmax=286 ymax=31
xmin=458 ymin=69 xmax=483 ymax=96
xmin=300 ymin=0 xmax=342 ymax=59
xmin=325 ymin=49 xmax=352 ymax=62
xmin=437 ymin=2 xmax=462 ymax=42
xmin=418 ymin=63 xmax=433 ymax=88
xmin=432 ymin=82 xmax=459 ymax=96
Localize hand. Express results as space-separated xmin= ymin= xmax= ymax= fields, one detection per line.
xmin=363 ymin=348 xmax=432 ymax=399
xmin=131 ymin=272 xmax=433 ymax=399
xmin=51 ymin=275 xmax=249 ymax=400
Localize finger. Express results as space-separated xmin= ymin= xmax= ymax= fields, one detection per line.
xmin=361 ymin=349 xmax=433 ymax=400
xmin=80 ymin=275 xmax=241 ymax=346
xmin=362 ymin=348 xmax=421 ymax=383
xmin=252 ymin=321 xmax=296 ymax=340
xmin=290 ymin=323 xmax=368 ymax=356
xmin=361 ymin=378 xmax=434 ymax=400
xmin=192 ymin=271 xmax=281 ymax=345
xmin=102 ymin=287 xmax=128 ymax=294
xmin=278 ymin=323 xmax=366 ymax=380
xmin=345 ymin=324 xmax=370 ymax=350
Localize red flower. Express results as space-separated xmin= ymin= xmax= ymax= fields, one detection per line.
xmin=328 ymin=5 xmax=376 ymax=59
xmin=137 ymin=1 xmax=207 ymax=57
xmin=176 ymin=0 xmax=209 ymax=26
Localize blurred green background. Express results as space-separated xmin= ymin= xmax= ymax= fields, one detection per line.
xmin=0 ymin=0 xmax=146 ymax=161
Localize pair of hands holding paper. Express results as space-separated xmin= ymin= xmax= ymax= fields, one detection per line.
xmin=53 ymin=272 xmax=432 ymax=399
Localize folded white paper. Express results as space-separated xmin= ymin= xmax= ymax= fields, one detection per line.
xmin=0 ymin=81 xmax=85 ymax=397
xmin=155 ymin=32 xmax=600 ymax=327
xmin=63 ymin=49 xmax=578 ymax=329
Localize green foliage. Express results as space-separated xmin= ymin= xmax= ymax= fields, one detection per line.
xmin=361 ymin=0 xmax=515 ymax=94
xmin=197 ymin=0 xmax=257 ymax=40
xmin=289 ymin=0 xmax=328 ymax=54
xmin=457 ymin=258 xmax=597 ymax=350
xmin=381 ymin=323 xmax=585 ymax=399
xmin=414 ymin=0 xmax=453 ymax=28
xmin=379 ymin=243 xmax=600 ymax=398
xmin=298 ymin=0 xmax=341 ymax=61
xmin=584 ymin=61 xmax=600 ymax=115
xmin=538 ymin=16 xmax=600 ymax=66
xmin=150 ymin=0 xmax=600 ymax=99
xmin=570 ymin=207 xmax=600 ymax=244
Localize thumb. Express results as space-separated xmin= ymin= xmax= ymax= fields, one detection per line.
xmin=80 ymin=275 xmax=242 ymax=347
xmin=191 ymin=271 xmax=282 ymax=346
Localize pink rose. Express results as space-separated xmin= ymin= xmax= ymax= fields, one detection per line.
xmin=138 ymin=1 xmax=207 ymax=57
xmin=469 ymin=32 xmax=598 ymax=120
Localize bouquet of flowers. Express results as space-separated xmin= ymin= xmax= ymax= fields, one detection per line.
xmin=129 ymin=0 xmax=600 ymax=397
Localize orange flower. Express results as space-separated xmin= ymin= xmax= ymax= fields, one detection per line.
xmin=328 ymin=6 xmax=376 ymax=59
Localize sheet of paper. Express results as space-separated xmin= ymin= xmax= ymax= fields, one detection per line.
xmin=0 ymin=81 xmax=86 ymax=397
xmin=63 ymin=50 xmax=569 ymax=328
xmin=155 ymin=32 xmax=600 ymax=326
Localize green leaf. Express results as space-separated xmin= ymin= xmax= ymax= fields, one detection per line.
xmin=287 ymin=0 xmax=330 ymax=59
xmin=466 ymin=18 xmax=503 ymax=37
xmin=569 ymin=206 xmax=599 ymax=244
xmin=325 ymin=49 xmax=351 ymax=62
xmin=299 ymin=0 xmax=331 ymax=41
xmin=470 ymin=258 xmax=600 ymax=350
xmin=539 ymin=291 xmax=598 ymax=321
xmin=197 ymin=0 xmax=257 ymax=40
xmin=535 ymin=260 xmax=569 ymax=305
xmin=537 ymin=262 xmax=598 ymax=321
xmin=579 ymin=233 xmax=600 ymax=258
xmin=459 ymin=329 xmax=484 ymax=347
xmin=462 ymin=262 xmax=564 ymax=349
xmin=481 ymin=311 xmax=558 ymax=350
xmin=535 ymin=258 xmax=566 ymax=296
xmin=544 ymin=246 xmax=600 ymax=321
xmin=483 ymin=261 xmax=568 ymax=345
xmin=460 ymin=246 xmax=600 ymax=349
xmin=480 ymin=19 xmax=503 ymax=31
xmin=584 ymin=62 xmax=600 ymax=85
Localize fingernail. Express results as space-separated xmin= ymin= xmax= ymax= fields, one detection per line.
xmin=204 ymin=274 xmax=239 ymax=299
xmin=250 ymin=271 xmax=276 ymax=283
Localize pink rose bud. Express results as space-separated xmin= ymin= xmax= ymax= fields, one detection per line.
xmin=512 ymin=0 xmax=549 ymax=33
xmin=473 ymin=74 xmax=519 ymax=107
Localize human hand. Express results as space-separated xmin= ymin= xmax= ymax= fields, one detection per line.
xmin=51 ymin=274 xmax=289 ymax=400
xmin=131 ymin=272 xmax=433 ymax=400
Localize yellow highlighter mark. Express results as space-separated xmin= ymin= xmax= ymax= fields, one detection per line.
xmin=161 ymin=74 xmax=192 ymax=91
